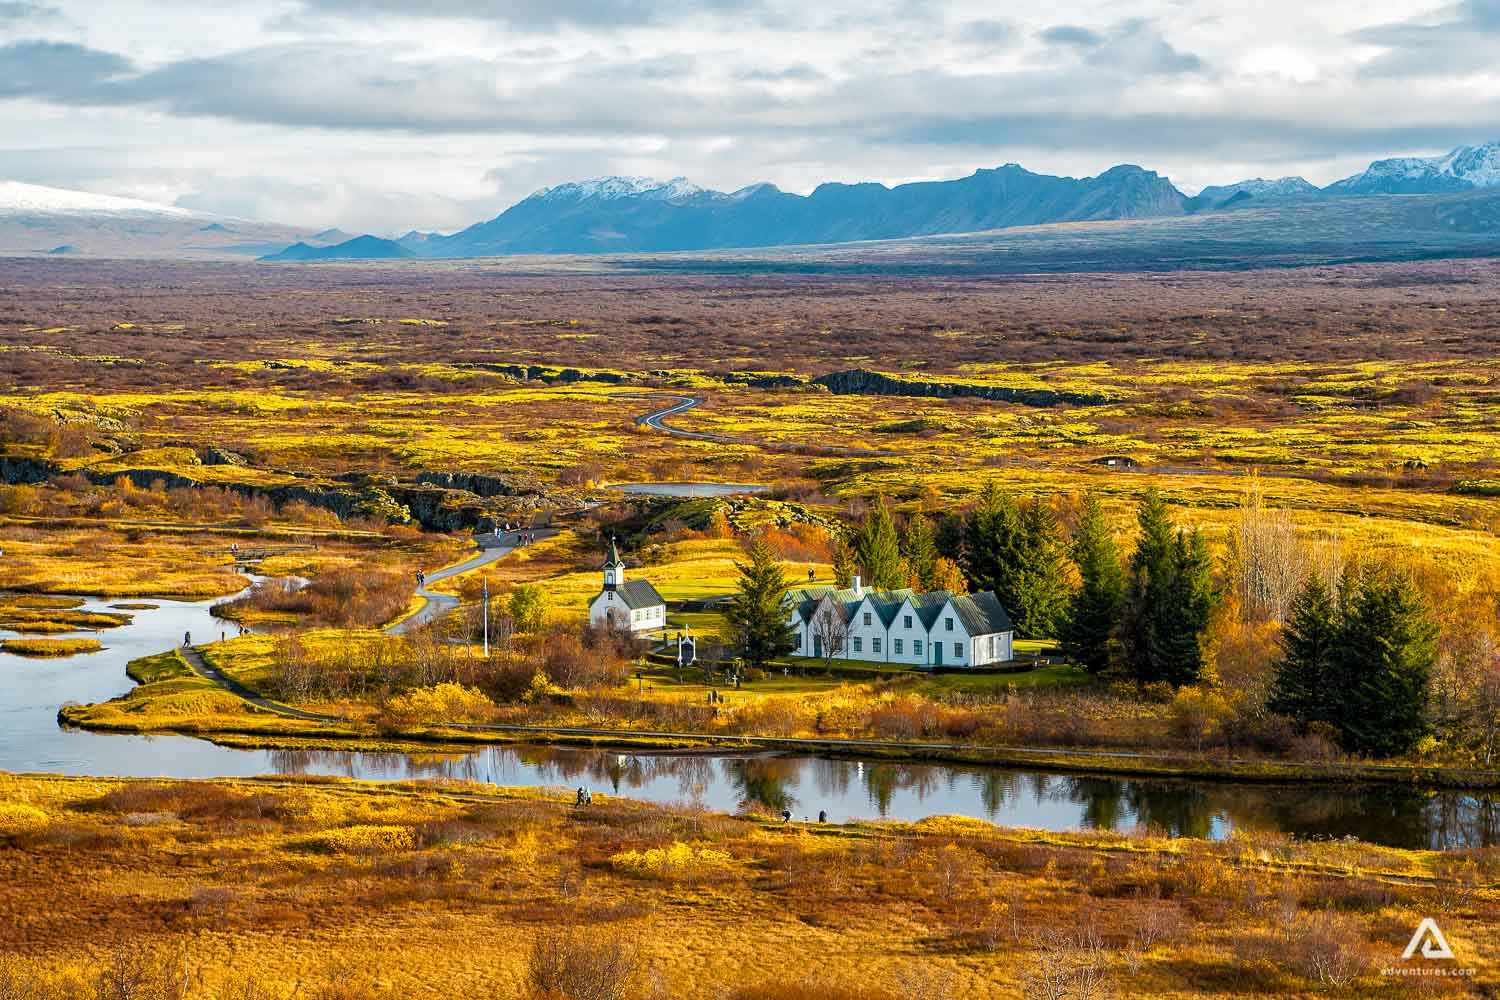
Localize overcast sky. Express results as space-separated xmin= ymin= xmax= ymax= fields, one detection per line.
xmin=1 ymin=0 xmax=1497 ymax=233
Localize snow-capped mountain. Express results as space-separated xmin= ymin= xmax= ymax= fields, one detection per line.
xmin=1326 ymin=141 xmax=1500 ymax=195
xmin=533 ymin=176 xmax=708 ymax=203
xmin=0 ymin=181 xmax=202 ymax=218
xmin=0 ymin=180 xmax=321 ymax=259
xmin=1195 ymin=177 xmax=1319 ymax=201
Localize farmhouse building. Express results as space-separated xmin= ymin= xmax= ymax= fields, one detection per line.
xmin=587 ymin=538 xmax=667 ymax=633
xmin=784 ymin=576 xmax=1013 ymax=668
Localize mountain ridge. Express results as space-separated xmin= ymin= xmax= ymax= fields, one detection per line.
xmin=269 ymin=140 xmax=1500 ymax=261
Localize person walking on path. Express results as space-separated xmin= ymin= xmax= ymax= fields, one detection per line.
xmin=182 ymin=631 xmax=191 ymax=647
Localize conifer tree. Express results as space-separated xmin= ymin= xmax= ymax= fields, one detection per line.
xmin=1122 ymin=489 xmax=1218 ymax=686
xmin=902 ymin=513 xmax=938 ymax=591
xmin=831 ymin=538 xmax=856 ymax=589
xmin=1333 ymin=568 xmax=1437 ymax=757
xmin=724 ymin=534 xmax=797 ymax=669
xmin=856 ymin=495 xmax=905 ymax=590
xmin=1061 ymin=492 xmax=1124 ymax=675
xmin=1011 ymin=501 xmax=1072 ymax=638
xmin=1268 ymin=573 xmax=1339 ymax=724
xmin=963 ymin=481 xmax=1025 ymax=605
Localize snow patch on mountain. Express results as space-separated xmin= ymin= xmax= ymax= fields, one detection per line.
xmin=1327 ymin=142 xmax=1500 ymax=194
xmin=1196 ymin=177 xmax=1318 ymax=200
xmin=0 ymin=181 xmax=201 ymax=217
xmin=532 ymin=176 xmax=712 ymax=203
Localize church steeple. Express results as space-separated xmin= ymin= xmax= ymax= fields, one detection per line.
xmin=602 ymin=536 xmax=626 ymax=589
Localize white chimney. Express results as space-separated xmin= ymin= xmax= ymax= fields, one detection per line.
xmin=852 ymin=575 xmax=863 ymax=596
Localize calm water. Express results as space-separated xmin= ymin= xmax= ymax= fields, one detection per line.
xmin=611 ymin=482 xmax=770 ymax=497
xmin=3 ymin=593 xmax=1498 ymax=850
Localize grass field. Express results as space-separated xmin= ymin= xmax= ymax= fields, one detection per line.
xmin=0 ymin=772 xmax=1495 ymax=999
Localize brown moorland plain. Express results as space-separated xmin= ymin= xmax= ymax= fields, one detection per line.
xmin=0 ymin=773 xmax=1497 ymax=999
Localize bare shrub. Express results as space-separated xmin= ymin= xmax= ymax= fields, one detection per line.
xmin=1289 ymin=910 xmax=1372 ymax=989
xmin=1019 ymin=920 xmax=1112 ymax=1000
xmin=527 ymin=926 xmax=641 ymax=1000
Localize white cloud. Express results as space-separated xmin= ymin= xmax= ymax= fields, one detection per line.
xmin=0 ymin=0 xmax=1494 ymax=231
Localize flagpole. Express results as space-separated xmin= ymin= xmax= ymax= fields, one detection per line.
xmin=482 ymin=576 xmax=490 ymax=657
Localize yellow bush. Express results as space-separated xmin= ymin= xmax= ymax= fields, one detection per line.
xmin=610 ymin=841 xmax=733 ymax=879
xmin=381 ymin=683 xmax=495 ymax=727
xmin=0 ymin=803 xmax=49 ymax=835
xmin=301 ymin=824 xmax=415 ymax=854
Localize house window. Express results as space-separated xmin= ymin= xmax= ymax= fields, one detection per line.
xmin=903 ymin=615 xmax=912 ymax=629
xmin=894 ymin=639 xmax=903 ymax=655
xmin=914 ymin=639 xmax=923 ymax=655
xmin=944 ymin=617 xmax=953 ymax=631
xmin=863 ymin=612 xmax=872 ymax=626
xmin=872 ymin=637 xmax=882 ymax=654
xmin=953 ymin=642 xmax=963 ymax=658
xmin=851 ymin=637 xmax=861 ymax=653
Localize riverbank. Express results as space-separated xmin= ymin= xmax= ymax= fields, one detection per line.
xmin=60 ymin=648 xmax=1500 ymax=791
xmin=0 ymin=771 xmax=1493 ymax=999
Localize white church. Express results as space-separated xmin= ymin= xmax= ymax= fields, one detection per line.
xmin=587 ymin=538 xmax=667 ymax=633
xmin=783 ymin=576 xmax=1014 ymax=668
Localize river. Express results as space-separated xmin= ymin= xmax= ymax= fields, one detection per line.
xmin=2 ymin=592 xmax=1498 ymax=850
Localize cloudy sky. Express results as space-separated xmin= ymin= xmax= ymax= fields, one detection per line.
xmin=1 ymin=0 xmax=1497 ymax=233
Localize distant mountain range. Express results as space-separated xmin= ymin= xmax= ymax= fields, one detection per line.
xmin=4 ymin=142 xmax=1500 ymax=262
xmin=262 ymin=140 xmax=1500 ymax=261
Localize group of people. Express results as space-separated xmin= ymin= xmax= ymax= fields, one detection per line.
xmin=780 ymin=809 xmax=830 ymax=824
xmin=497 ymin=524 xmax=537 ymax=545
xmin=574 ymin=787 xmax=594 ymax=806
xmin=414 ymin=569 xmax=428 ymax=587
xmin=705 ymin=690 xmax=726 ymax=705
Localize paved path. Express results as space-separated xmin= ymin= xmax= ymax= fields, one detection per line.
xmin=387 ymin=529 xmax=559 ymax=636
xmin=619 ymin=393 xmax=903 ymax=457
xmin=179 ymin=645 xmax=338 ymax=722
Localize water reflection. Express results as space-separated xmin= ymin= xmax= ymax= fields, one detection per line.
xmin=4 ymin=593 xmax=1500 ymax=850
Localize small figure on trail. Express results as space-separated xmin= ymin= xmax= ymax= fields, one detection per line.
xmin=818 ymin=810 xmax=827 ymax=823
xmin=808 ymin=568 xmax=815 ymax=583
xmin=220 ymin=631 xmax=226 ymax=643
xmin=575 ymin=787 xmax=586 ymax=806
xmin=183 ymin=631 xmax=191 ymax=647
xmin=781 ymin=809 xmax=792 ymax=823
xmin=584 ymin=789 xmax=593 ymax=806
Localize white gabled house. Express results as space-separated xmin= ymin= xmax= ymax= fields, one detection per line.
xmin=588 ymin=538 xmax=667 ymax=633
xmin=784 ymin=575 xmax=1013 ymax=668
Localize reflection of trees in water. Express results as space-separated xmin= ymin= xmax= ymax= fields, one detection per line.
xmin=722 ymin=757 xmax=801 ymax=815
xmin=265 ymin=745 xmax=1500 ymax=851
xmin=810 ymin=759 xmax=854 ymax=800
xmin=861 ymin=763 xmax=945 ymax=816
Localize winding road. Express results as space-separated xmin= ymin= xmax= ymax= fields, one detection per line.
xmin=620 ymin=393 xmax=903 ymax=458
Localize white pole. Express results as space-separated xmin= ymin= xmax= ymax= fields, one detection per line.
xmin=482 ymin=576 xmax=490 ymax=657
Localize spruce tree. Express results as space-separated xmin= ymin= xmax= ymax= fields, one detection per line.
xmin=1122 ymin=488 xmax=1176 ymax=684
xmin=1333 ymin=569 xmax=1437 ymax=757
xmin=831 ymin=538 xmax=856 ymax=589
xmin=1011 ymin=501 xmax=1072 ymax=639
xmin=902 ymin=513 xmax=938 ymax=591
xmin=963 ymin=481 xmax=1025 ymax=606
xmin=856 ymin=495 xmax=905 ymax=590
xmin=1122 ymin=490 xmax=1217 ymax=686
xmin=724 ymin=535 xmax=797 ymax=668
xmin=1152 ymin=529 xmax=1217 ymax=686
xmin=1268 ymin=574 xmax=1339 ymax=725
xmin=1061 ymin=492 xmax=1124 ymax=675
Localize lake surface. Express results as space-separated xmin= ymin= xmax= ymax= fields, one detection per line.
xmin=3 ymin=592 xmax=1498 ymax=850
xmin=611 ymin=482 xmax=770 ymax=497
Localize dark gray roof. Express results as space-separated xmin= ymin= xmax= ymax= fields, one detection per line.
xmin=949 ymin=591 xmax=1013 ymax=636
xmin=613 ymin=579 xmax=665 ymax=610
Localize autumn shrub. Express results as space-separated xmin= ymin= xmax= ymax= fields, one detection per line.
xmin=1288 ymin=909 xmax=1372 ymax=988
xmin=379 ymin=682 xmax=496 ymax=729
xmin=298 ymin=824 xmax=416 ymax=855
xmin=610 ymin=841 xmax=733 ymax=881
xmin=0 ymin=803 xmax=49 ymax=837
xmin=544 ymin=633 xmax=629 ymax=690
xmin=527 ymin=926 xmax=641 ymax=1000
